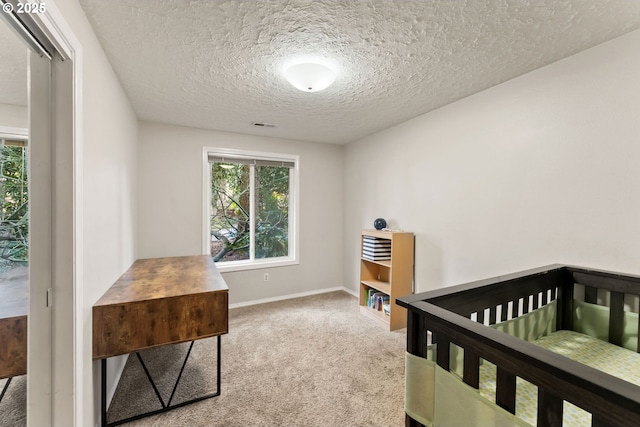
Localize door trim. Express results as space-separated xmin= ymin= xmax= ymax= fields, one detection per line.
xmin=30 ymin=3 xmax=83 ymax=426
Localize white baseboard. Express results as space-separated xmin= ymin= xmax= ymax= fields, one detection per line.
xmin=341 ymin=287 xmax=358 ymax=298
xmin=229 ymin=286 xmax=357 ymax=309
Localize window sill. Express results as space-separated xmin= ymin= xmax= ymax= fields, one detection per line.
xmin=214 ymin=257 xmax=298 ymax=273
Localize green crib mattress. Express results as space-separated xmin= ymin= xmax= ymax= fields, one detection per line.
xmin=478 ymin=330 xmax=640 ymax=426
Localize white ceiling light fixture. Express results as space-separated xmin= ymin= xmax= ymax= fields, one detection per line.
xmin=284 ymin=62 xmax=337 ymax=92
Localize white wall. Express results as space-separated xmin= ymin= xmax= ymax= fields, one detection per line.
xmin=344 ymin=29 xmax=640 ymax=295
xmin=0 ymin=103 xmax=27 ymax=129
xmin=138 ymin=121 xmax=344 ymax=304
xmin=53 ymin=0 xmax=138 ymax=425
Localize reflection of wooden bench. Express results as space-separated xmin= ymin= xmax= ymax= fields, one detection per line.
xmin=93 ymin=255 xmax=228 ymax=427
xmin=0 ymin=267 xmax=28 ymax=402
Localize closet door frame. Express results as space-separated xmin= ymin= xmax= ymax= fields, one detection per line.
xmin=31 ymin=7 xmax=82 ymax=425
xmin=2 ymin=2 xmax=83 ymax=425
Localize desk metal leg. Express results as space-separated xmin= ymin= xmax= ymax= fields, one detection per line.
xmin=0 ymin=377 xmax=12 ymax=404
xmin=217 ymin=333 xmax=221 ymax=394
xmin=101 ymin=336 xmax=221 ymax=427
xmin=101 ymin=359 xmax=107 ymax=427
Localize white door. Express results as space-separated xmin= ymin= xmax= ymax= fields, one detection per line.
xmin=0 ymin=16 xmax=48 ymax=427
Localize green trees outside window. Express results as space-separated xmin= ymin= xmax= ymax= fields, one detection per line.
xmin=210 ymin=161 xmax=290 ymax=263
xmin=0 ymin=143 xmax=28 ymax=271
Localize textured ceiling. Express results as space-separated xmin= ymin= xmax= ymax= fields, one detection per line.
xmin=0 ymin=21 xmax=28 ymax=106
xmin=67 ymin=2 xmax=640 ymax=143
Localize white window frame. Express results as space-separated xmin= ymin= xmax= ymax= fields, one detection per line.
xmin=202 ymin=147 xmax=299 ymax=272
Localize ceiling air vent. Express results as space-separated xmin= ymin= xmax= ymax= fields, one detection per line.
xmin=252 ymin=122 xmax=276 ymax=128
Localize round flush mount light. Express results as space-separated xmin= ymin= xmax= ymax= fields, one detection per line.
xmin=284 ymin=62 xmax=336 ymax=92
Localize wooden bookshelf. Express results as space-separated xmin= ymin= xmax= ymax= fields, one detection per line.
xmin=359 ymin=229 xmax=414 ymax=330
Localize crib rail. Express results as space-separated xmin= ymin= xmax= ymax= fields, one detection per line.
xmin=402 ymin=265 xmax=567 ymax=326
xmin=567 ymin=266 xmax=640 ymax=351
xmin=398 ymin=264 xmax=640 ymax=427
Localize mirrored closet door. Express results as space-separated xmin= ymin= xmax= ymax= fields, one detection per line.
xmin=0 ymin=17 xmax=29 ymax=426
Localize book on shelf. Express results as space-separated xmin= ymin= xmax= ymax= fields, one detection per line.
xmin=366 ymin=288 xmax=378 ymax=308
xmin=362 ymin=245 xmax=391 ymax=252
xmin=362 ymin=246 xmax=391 ymax=259
xmin=368 ymin=291 xmax=390 ymax=311
xmin=363 ymin=250 xmax=391 ymax=257
xmin=362 ymin=236 xmax=391 ymax=261
xmin=363 ymin=236 xmax=391 ymax=244
xmin=362 ymin=252 xmax=391 ymax=260
xmin=362 ymin=254 xmax=391 ymax=261
xmin=362 ymin=240 xmax=391 ymax=249
xmin=382 ymin=303 xmax=391 ymax=316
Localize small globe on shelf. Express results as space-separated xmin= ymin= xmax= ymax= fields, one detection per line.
xmin=373 ymin=218 xmax=387 ymax=230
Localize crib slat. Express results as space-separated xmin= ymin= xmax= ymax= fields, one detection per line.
xmin=436 ymin=338 xmax=450 ymax=371
xmin=609 ymin=291 xmax=625 ymax=347
xmin=532 ymin=293 xmax=540 ymax=310
xmin=489 ymin=307 xmax=497 ymax=325
xmin=637 ymin=314 xmax=640 ymax=353
xmin=407 ymin=311 xmax=428 ymax=357
xmin=496 ymin=367 xmax=516 ymax=414
xmin=463 ymin=350 xmax=480 ymax=389
xmin=557 ymin=273 xmax=574 ymax=330
xmin=585 ymin=286 xmax=598 ymax=304
xmin=541 ymin=290 xmax=548 ymax=306
xmin=538 ymin=389 xmax=563 ymax=427
xmin=500 ymin=303 xmax=508 ymax=321
xmin=477 ymin=309 xmax=485 ymax=325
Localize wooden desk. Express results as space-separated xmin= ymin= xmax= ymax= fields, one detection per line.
xmin=0 ymin=267 xmax=28 ymax=380
xmin=93 ymin=255 xmax=228 ymax=427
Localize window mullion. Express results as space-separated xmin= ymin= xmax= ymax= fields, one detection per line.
xmin=249 ymin=164 xmax=255 ymax=261
xmin=288 ymin=168 xmax=293 ymax=257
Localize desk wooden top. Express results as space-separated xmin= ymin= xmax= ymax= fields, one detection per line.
xmin=93 ymin=255 xmax=228 ymax=359
xmin=94 ymin=255 xmax=227 ymax=307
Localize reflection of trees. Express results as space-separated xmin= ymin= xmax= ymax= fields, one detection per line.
xmin=211 ymin=163 xmax=250 ymax=262
xmin=211 ymin=163 xmax=289 ymax=262
xmin=0 ymin=144 xmax=28 ymax=264
xmin=255 ymin=166 xmax=289 ymax=259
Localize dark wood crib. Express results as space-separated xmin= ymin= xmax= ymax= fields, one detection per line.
xmin=397 ymin=264 xmax=640 ymax=427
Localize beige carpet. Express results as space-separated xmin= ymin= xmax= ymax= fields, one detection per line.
xmin=107 ymin=291 xmax=407 ymax=426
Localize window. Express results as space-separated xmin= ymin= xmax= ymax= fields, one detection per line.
xmin=0 ymin=139 xmax=28 ymax=268
xmin=204 ymin=148 xmax=298 ymax=271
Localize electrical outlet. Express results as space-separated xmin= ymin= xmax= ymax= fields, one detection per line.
xmin=263 ymin=273 xmax=269 ymax=282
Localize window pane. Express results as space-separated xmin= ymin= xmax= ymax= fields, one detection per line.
xmin=255 ymin=165 xmax=289 ymax=259
xmin=0 ymin=141 xmax=29 ymax=423
xmin=210 ymin=162 xmax=250 ymax=262
xmin=0 ymin=145 xmax=29 ymax=269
